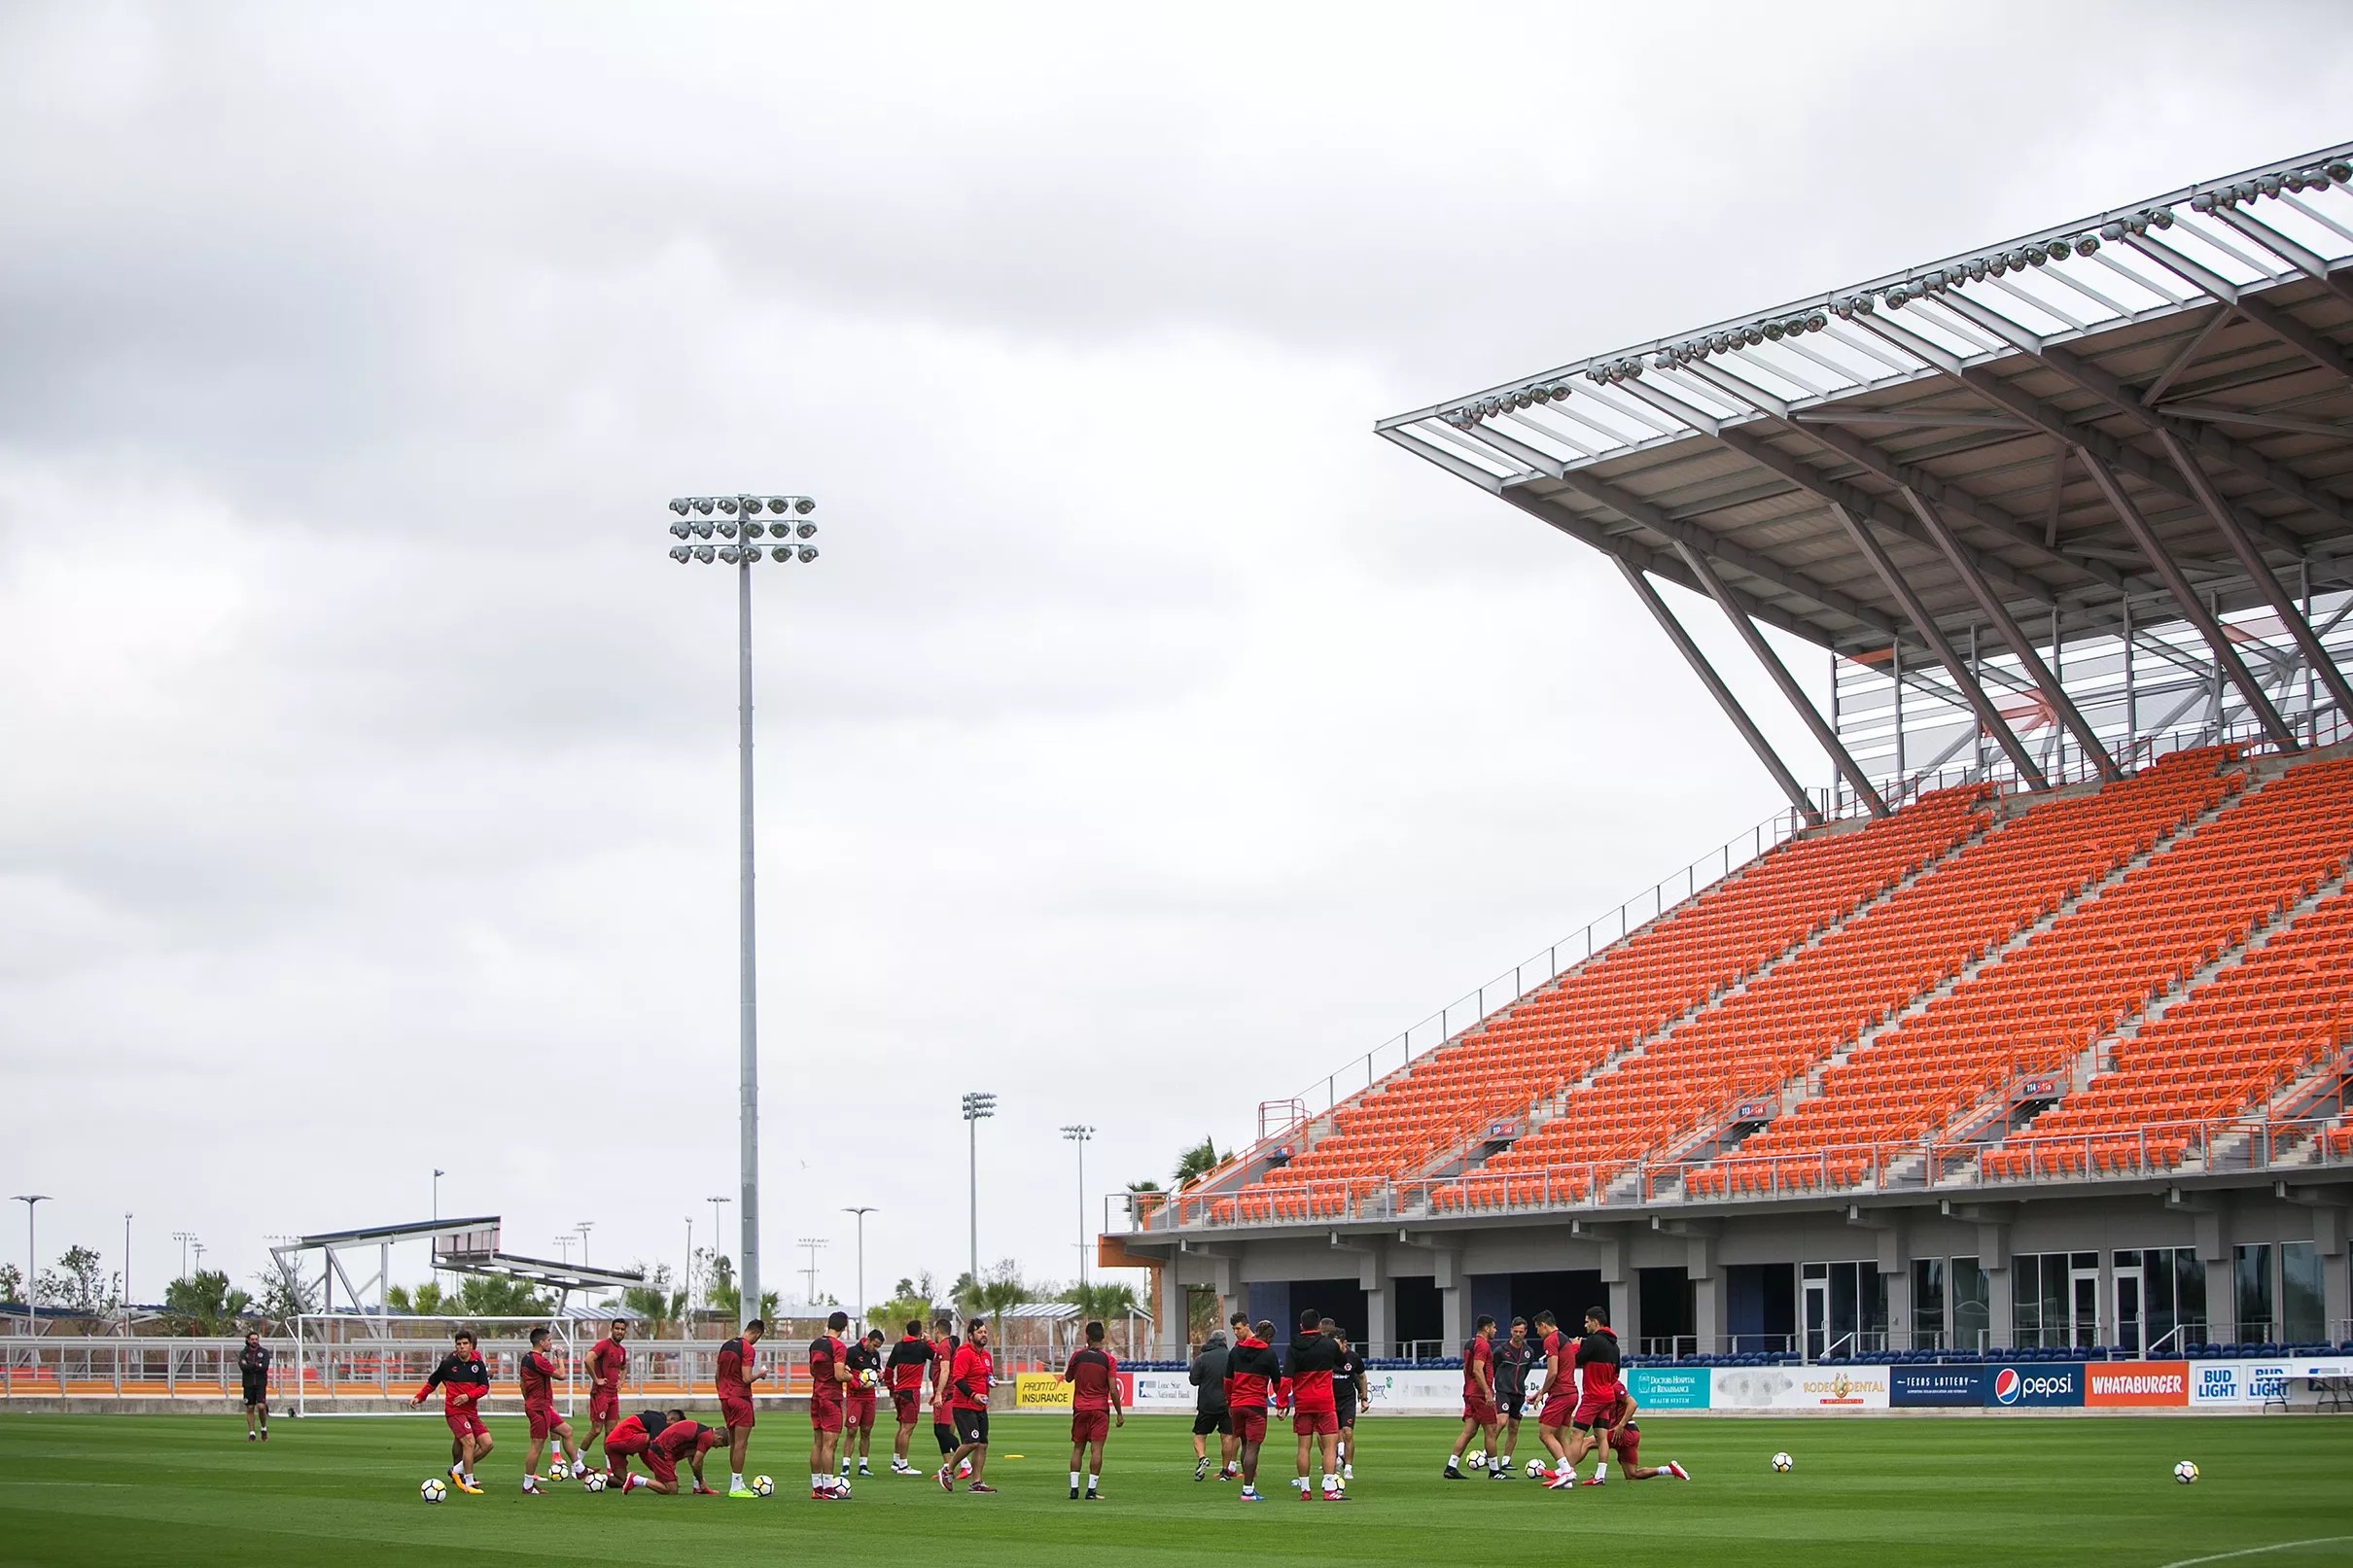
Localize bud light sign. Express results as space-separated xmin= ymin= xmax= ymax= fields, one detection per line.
xmin=1987 ymin=1365 xmax=2083 ymax=1408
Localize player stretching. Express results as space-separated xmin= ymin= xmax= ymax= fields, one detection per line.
xmin=600 ymin=1407 xmax=683 ymax=1492
xmin=1444 ymin=1315 xmax=1501 ymax=1480
xmin=410 ymin=1330 xmax=493 ymax=1494
xmin=807 ymin=1309 xmax=855 ymax=1500
xmin=929 ymin=1317 xmax=966 ymax=1477
xmin=1545 ymin=1306 xmax=1622 ymax=1489
xmin=716 ymin=1317 xmax=766 ymax=1499
xmin=1330 ymin=1325 xmax=1368 ymax=1481
xmin=1060 ymin=1318 xmax=1123 ymax=1500
xmin=842 ymin=1328 xmax=884 ymax=1478
xmin=238 ymin=1331 xmax=271 ymax=1442
xmin=579 ymin=1317 xmax=629 ymax=1475
xmin=885 ymin=1319 xmax=937 ymax=1476
xmin=1286 ymin=1308 xmax=1345 ymax=1501
xmin=518 ymin=1327 xmax=583 ymax=1492
xmin=1603 ymin=1389 xmax=1689 ymax=1481
xmin=1222 ymin=1319 xmax=1281 ymax=1502
xmin=937 ymin=1317 xmax=998 ymax=1493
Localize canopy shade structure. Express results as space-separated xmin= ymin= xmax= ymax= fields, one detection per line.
xmin=270 ymin=1218 xmax=646 ymax=1312
xmin=1378 ymin=143 xmax=2353 ymax=817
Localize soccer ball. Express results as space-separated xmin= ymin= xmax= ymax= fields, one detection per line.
xmin=419 ymin=1478 xmax=447 ymax=1504
xmin=2173 ymin=1461 xmax=2199 ymax=1484
xmin=860 ymin=1367 xmax=882 ymax=1389
xmin=1466 ymin=1450 xmax=1488 ymax=1470
xmin=750 ymin=1475 xmax=776 ymax=1498
xmin=1527 ymin=1460 xmax=1550 ymax=1481
xmin=1771 ymin=1451 xmax=1794 ymax=1474
xmin=580 ymin=1471 xmax=608 ymax=1494
xmin=547 ymin=1460 xmax=569 ymax=1482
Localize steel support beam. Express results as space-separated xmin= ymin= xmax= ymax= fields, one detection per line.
xmin=1903 ymin=487 xmax=2121 ymax=780
xmin=1611 ymin=557 xmax=1819 ymax=824
xmin=2205 ymin=205 xmax=2353 ymax=308
xmin=1829 ymin=504 xmax=2048 ymax=788
xmin=2124 ymin=234 xmax=2353 ymax=391
xmin=1671 ymin=540 xmax=1888 ymax=817
xmin=2152 ymin=428 xmax=2353 ymax=723
xmin=2074 ymin=449 xmax=2300 ymax=751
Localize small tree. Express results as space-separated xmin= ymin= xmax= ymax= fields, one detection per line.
xmin=41 ymin=1245 xmax=120 ymax=1329
xmin=160 ymin=1271 xmax=252 ymax=1336
xmin=454 ymin=1274 xmax=555 ymax=1318
xmin=251 ymin=1260 xmax=319 ymax=1331
xmin=1174 ymin=1136 xmax=1227 ymax=1188
xmin=0 ymin=1263 xmax=20 ymax=1307
xmin=385 ymin=1281 xmax=448 ymax=1316
xmin=619 ymin=1265 xmax=685 ymax=1335
xmin=1061 ymin=1281 xmax=1141 ymax=1324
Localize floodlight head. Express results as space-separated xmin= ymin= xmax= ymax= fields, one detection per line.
xmin=669 ymin=499 xmax=691 ymax=516
xmin=691 ymin=519 xmax=715 ymax=539
xmin=770 ymin=545 xmax=792 ymax=562
xmin=2074 ymin=234 xmax=2098 ymax=257
xmin=743 ymin=519 xmax=766 ymax=539
xmin=693 ymin=544 xmax=716 ymax=563
xmin=717 ymin=520 xmax=738 ymax=539
xmin=669 ymin=544 xmax=692 ymax=563
xmin=717 ymin=497 xmax=739 ymax=516
xmin=795 ymin=521 xmax=817 ymax=540
xmin=718 ymin=545 xmax=741 ymax=564
xmin=796 ymin=545 xmax=819 ymax=563
xmin=669 ymin=520 xmax=691 ymax=540
xmin=692 ymin=497 xmax=715 ymax=515
xmin=2329 ymin=161 xmax=2352 ymax=184
xmin=766 ymin=497 xmax=790 ymax=514
xmin=794 ymin=498 xmax=816 ymax=515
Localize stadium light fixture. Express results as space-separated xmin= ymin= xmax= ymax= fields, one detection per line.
xmin=842 ymin=1207 xmax=876 ymax=1327
xmin=795 ymin=1237 xmax=828 ymax=1307
xmin=665 ymin=491 xmax=828 ymax=1333
xmin=11 ymin=1196 xmax=49 ymax=1331
xmin=962 ymin=1093 xmax=997 ymax=1290
xmin=171 ymin=1231 xmax=196 ymax=1279
xmin=1059 ymin=1126 xmax=1096 ymax=1287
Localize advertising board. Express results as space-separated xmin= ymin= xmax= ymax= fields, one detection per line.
xmin=2084 ymin=1362 xmax=2188 ymax=1408
xmin=1890 ymin=1366 xmax=1988 ymax=1407
xmin=1012 ymin=1372 xmax=1137 ymax=1409
xmin=1985 ymin=1364 xmax=2083 ymax=1408
xmin=1129 ymin=1371 xmax=1195 ymax=1411
xmin=1626 ymin=1366 xmax=1711 ymax=1411
xmin=1710 ymin=1366 xmax=1890 ymax=1411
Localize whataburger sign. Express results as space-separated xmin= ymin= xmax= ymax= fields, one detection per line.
xmin=2085 ymin=1362 xmax=2188 ymax=1408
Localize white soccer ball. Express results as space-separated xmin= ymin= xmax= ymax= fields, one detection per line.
xmin=1771 ymin=1451 xmax=1794 ymax=1474
xmin=1466 ymin=1449 xmax=1488 ymax=1470
xmin=2173 ymin=1460 xmax=2199 ymax=1484
xmin=859 ymin=1367 xmax=881 ymax=1388
xmin=419 ymin=1478 xmax=448 ymax=1504
xmin=547 ymin=1460 xmax=569 ymax=1481
xmin=751 ymin=1474 xmax=776 ymax=1498
xmin=1527 ymin=1460 xmax=1550 ymax=1480
xmin=580 ymin=1471 xmax=608 ymax=1494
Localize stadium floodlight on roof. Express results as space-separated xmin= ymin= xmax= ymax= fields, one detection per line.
xmin=1378 ymin=141 xmax=2353 ymax=821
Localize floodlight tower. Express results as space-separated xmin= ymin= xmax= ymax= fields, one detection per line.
xmin=961 ymin=1092 xmax=997 ymax=1289
xmin=668 ymin=493 xmax=822 ymax=1331
xmin=1060 ymin=1126 xmax=1095 ymax=1286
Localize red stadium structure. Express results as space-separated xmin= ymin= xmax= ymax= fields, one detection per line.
xmin=1105 ymin=144 xmax=2353 ymax=1387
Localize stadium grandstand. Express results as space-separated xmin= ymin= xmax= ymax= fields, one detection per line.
xmin=1103 ymin=143 xmax=2353 ymax=1372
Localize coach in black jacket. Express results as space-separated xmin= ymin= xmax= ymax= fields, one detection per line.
xmin=1188 ymin=1331 xmax=1233 ymax=1479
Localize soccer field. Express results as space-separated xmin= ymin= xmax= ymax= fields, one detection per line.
xmin=1 ymin=1412 xmax=2348 ymax=1568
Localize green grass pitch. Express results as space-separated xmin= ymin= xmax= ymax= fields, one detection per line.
xmin=2 ymin=1411 xmax=2349 ymax=1567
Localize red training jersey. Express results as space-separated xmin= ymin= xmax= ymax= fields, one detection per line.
xmin=417 ymin=1350 xmax=490 ymax=1411
xmin=1462 ymin=1335 xmax=1494 ymax=1399
xmin=654 ymin=1418 xmax=724 ymax=1459
xmin=1540 ymin=1329 xmax=1572 ymax=1395
xmin=931 ymin=1336 xmax=959 ymax=1417
xmin=1223 ymin=1336 xmax=1279 ymax=1411
xmin=885 ymin=1335 xmax=935 ymax=1394
xmin=518 ymin=1348 xmax=559 ymax=1407
xmin=587 ymin=1337 xmax=626 ymax=1392
xmin=948 ymin=1343 xmax=994 ymax=1411
xmin=808 ymin=1333 xmax=846 ymax=1403
xmin=1064 ymin=1346 xmax=1118 ymax=1412
xmin=717 ymin=1337 xmax=755 ymax=1400
xmin=1574 ymin=1326 xmax=1622 ymax=1401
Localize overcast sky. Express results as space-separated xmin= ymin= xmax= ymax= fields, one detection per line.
xmin=4 ymin=1 xmax=2349 ymax=1318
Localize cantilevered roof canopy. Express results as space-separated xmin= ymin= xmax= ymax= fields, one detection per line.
xmin=1379 ymin=143 xmax=2353 ymax=815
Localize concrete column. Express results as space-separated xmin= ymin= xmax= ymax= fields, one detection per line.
xmin=1434 ymin=1249 xmax=1466 ymax=1348
xmin=1158 ymin=1265 xmax=1185 ymax=1359
xmin=1884 ymin=1266 xmax=1914 ymax=1353
xmin=1693 ymin=1272 xmax=1726 ymax=1355
xmin=1607 ymin=1278 xmax=1636 ymax=1349
xmin=1360 ymin=1246 xmax=1393 ymax=1357
xmin=1986 ymin=1267 xmax=2014 ymax=1350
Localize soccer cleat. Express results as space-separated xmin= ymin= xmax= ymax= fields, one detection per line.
xmin=1490 ymin=1466 xmax=1513 ymax=1480
xmin=966 ymin=1482 xmax=996 ymax=1494
xmin=1297 ymin=1486 xmax=1313 ymax=1502
xmin=452 ymin=1476 xmax=483 ymax=1495
xmin=857 ymin=1462 xmax=871 ymax=1477
xmin=891 ymin=1459 xmax=917 ymax=1476
xmin=260 ymin=1430 xmax=269 ymax=1442
xmin=1545 ymin=1471 xmax=1576 ymax=1490
xmin=1342 ymin=1463 xmax=1353 ymax=1481
xmin=1195 ymin=1456 xmax=1211 ymax=1481
xmin=1443 ymin=1465 xmax=1466 ymax=1481
xmin=1666 ymin=1461 xmax=1690 ymax=1481
xmin=958 ymin=1459 xmax=974 ymax=1479
xmin=521 ymin=1480 xmax=544 ymax=1495
xmin=247 ymin=1432 xmax=257 ymax=1443
xmin=692 ymin=1484 xmax=719 ymax=1496
xmin=935 ymin=1466 xmax=954 ymax=1493
xmin=1085 ymin=1489 xmax=1100 ymax=1501
xmin=727 ymin=1486 xmax=757 ymax=1499
xmin=1581 ymin=1475 xmax=1606 ymax=1486
xmin=1071 ymin=1485 xmax=1081 ymax=1500
xmin=1239 ymin=1486 xmax=1262 ymax=1502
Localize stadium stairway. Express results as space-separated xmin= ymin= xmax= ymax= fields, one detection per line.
xmin=1698 ymin=749 xmax=2353 ymax=1197
xmin=1209 ymin=788 xmax=1986 ymax=1224
xmin=1503 ymin=749 xmax=2243 ymax=1205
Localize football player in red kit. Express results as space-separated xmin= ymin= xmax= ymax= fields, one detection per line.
xmin=1221 ymin=1320 xmax=1281 ymax=1502
xmin=599 ymin=1408 xmax=720 ymax=1493
xmin=518 ymin=1327 xmax=583 ymax=1493
xmin=410 ymin=1331 xmax=494 ymax=1494
xmin=580 ymin=1318 xmax=629 ymax=1473
xmin=842 ymin=1329 xmax=884 ymax=1479
xmin=1444 ymin=1315 xmax=1502 ymax=1481
xmin=1060 ymin=1319 xmax=1124 ymax=1500
xmin=1603 ymin=1389 xmax=1690 ymax=1481
xmin=1545 ymin=1306 xmax=1623 ymax=1489
xmin=936 ymin=1317 xmax=998 ymax=1494
xmin=716 ymin=1318 xmax=766 ymax=1498
xmin=884 ymin=1319 xmax=937 ymax=1476
xmin=1285 ymin=1309 xmax=1345 ymax=1501
xmin=1530 ymin=1310 xmax=1577 ymax=1476
xmin=808 ymin=1310 xmax=855 ymax=1500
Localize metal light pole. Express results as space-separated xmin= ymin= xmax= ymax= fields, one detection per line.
xmin=1060 ymin=1126 xmax=1095 ymax=1288
xmin=685 ymin=1215 xmax=695 ymax=1329
xmin=11 ymin=1197 xmax=48 ymax=1333
xmin=842 ymin=1208 xmax=875 ymax=1328
xmin=667 ymin=492 xmax=822 ymax=1333
xmin=961 ymin=1092 xmax=997 ymax=1290
xmin=795 ymin=1237 xmax=828 ymax=1307
xmin=706 ymin=1195 xmax=731 ymax=1314
xmin=123 ymin=1211 xmax=133 ymax=1336
xmin=554 ymin=1235 xmax=577 ymax=1267
xmin=433 ymin=1168 xmax=444 ymax=1221
xmin=172 ymin=1231 xmax=195 ymax=1280
xmin=576 ymin=1223 xmax=594 ymax=1269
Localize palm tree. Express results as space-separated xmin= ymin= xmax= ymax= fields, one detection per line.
xmin=1061 ymin=1281 xmax=1141 ymax=1323
xmin=160 ymin=1271 xmax=253 ymax=1336
xmin=972 ymin=1262 xmax=1032 ymax=1346
xmin=1124 ymin=1179 xmax=1165 ymax=1225
xmin=1174 ymin=1136 xmax=1227 ymax=1188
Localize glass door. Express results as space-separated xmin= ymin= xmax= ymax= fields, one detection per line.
xmin=1802 ymin=1267 xmax=1829 ymax=1362
xmin=2069 ymin=1260 xmax=2101 ymax=1350
xmin=2113 ymin=1253 xmax=2142 ymax=1356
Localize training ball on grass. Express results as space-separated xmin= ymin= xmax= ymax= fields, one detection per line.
xmin=1771 ymin=1451 xmax=1794 ymax=1474
xmin=2173 ymin=1460 xmax=2198 ymax=1484
xmin=1466 ymin=1450 xmax=1487 ymax=1470
xmin=751 ymin=1475 xmax=775 ymax=1498
xmin=579 ymin=1471 xmax=607 ymax=1494
xmin=1526 ymin=1460 xmax=1549 ymax=1480
xmin=547 ymin=1460 xmax=569 ymax=1481
xmin=419 ymin=1478 xmax=447 ymax=1504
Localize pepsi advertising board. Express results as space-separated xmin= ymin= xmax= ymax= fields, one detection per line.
xmin=1986 ymin=1364 xmax=2084 ymax=1408
xmin=1890 ymin=1366 xmax=1989 ymax=1407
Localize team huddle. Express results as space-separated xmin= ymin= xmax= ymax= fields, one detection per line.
xmin=394 ymin=1302 xmax=1684 ymax=1503
xmin=403 ymin=1309 xmax=1123 ymax=1502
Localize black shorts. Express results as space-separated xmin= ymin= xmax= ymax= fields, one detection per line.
xmin=1500 ymin=1395 xmax=1527 ymax=1421
xmin=242 ymin=1384 xmax=268 ymax=1409
xmin=953 ymin=1409 xmax=989 ymax=1446
xmin=934 ymin=1420 xmax=958 ymax=1454
xmin=1192 ymin=1410 xmax=1230 ymax=1437
xmin=1334 ymin=1401 xmax=1357 ymax=1429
